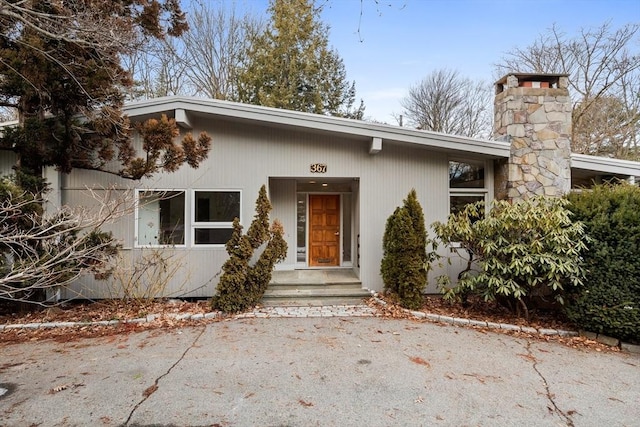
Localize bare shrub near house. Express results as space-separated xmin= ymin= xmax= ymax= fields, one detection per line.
xmin=109 ymin=248 xmax=190 ymax=303
xmin=212 ymin=185 xmax=287 ymax=313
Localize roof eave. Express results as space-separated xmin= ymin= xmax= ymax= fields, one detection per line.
xmin=571 ymin=153 xmax=640 ymax=177
xmin=124 ymin=96 xmax=510 ymax=158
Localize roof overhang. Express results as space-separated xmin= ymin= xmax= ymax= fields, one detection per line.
xmin=123 ymin=96 xmax=640 ymax=179
xmin=571 ymin=153 xmax=640 ymax=177
xmin=123 ymin=96 xmax=510 ymax=158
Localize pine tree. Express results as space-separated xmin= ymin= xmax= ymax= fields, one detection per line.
xmin=235 ymin=0 xmax=364 ymax=118
xmin=0 ymin=0 xmax=210 ymax=192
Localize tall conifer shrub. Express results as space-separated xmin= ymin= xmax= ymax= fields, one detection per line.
xmin=212 ymin=185 xmax=287 ymax=313
xmin=381 ymin=189 xmax=431 ymax=309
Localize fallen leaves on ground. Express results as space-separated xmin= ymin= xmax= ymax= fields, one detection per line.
xmin=0 ymin=295 xmax=625 ymax=353
xmin=0 ymin=300 xmax=220 ymax=345
xmin=408 ymin=356 xmax=430 ymax=367
xmin=371 ymin=294 xmax=622 ymax=353
xmin=142 ymin=384 xmax=158 ymax=398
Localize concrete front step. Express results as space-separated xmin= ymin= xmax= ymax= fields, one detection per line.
xmin=261 ymin=288 xmax=372 ymax=307
xmin=261 ymin=297 xmax=371 ymax=307
xmin=261 ymin=292 xmax=372 ymax=307
xmin=267 ymin=281 xmax=363 ymax=291
xmin=262 ymin=269 xmax=371 ymax=307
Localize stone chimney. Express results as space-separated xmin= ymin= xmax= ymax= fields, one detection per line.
xmin=493 ymin=73 xmax=572 ymax=200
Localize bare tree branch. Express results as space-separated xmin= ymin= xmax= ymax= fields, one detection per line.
xmin=496 ymin=22 xmax=640 ymax=158
xmin=401 ymin=69 xmax=492 ymax=139
xmin=0 ymin=183 xmax=133 ymax=305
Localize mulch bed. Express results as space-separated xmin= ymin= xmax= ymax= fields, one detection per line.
xmin=0 ymin=299 xmax=215 ymax=345
xmin=0 ymin=296 xmax=619 ymax=352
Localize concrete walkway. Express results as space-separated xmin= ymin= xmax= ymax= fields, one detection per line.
xmin=1 ymin=316 xmax=638 ymax=427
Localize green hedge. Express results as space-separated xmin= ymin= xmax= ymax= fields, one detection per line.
xmin=566 ymin=184 xmax=640 ymax=343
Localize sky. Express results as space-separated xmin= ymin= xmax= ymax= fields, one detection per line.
xmin=235 ymin=0 xmax=639 ymax=123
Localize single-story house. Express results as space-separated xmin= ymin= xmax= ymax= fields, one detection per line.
xmin=3 ymin=73 xmax=640 ymax=302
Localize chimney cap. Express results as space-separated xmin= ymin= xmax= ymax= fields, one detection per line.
xmin=494 ymin=73 xmax=569 ymax=86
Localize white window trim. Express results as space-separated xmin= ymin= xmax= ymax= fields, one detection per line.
xmin=190 ymin=189 xmax=242 ymax=248
xmin=448 ymin=159 xmax=492 ymax=214
xmin=134 ymin=189 xmax=187 ymax=248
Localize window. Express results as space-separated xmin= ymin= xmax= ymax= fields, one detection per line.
xmin=192 ymin=190 xmax=241 ymax=245
xmin=449 ymin=161 xmax=484 ymax=188
xmin=449 ymin=160 xmax=488 ymax=214
xmin=296 ymin=193 xmax=306 ymax=262
xmin=136 ymin=189 xmax=241 ymax=247
xmin=450 ymin=194 xmax=485 ymax=215
xmin=137 ymin=191 xmax=185 ymax=246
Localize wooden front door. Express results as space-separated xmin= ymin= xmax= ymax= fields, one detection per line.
xmin=309 ymin=194 xmax=340 ymax=267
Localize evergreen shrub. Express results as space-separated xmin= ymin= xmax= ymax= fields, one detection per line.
xmin=212 ymin=185 xmax=287 ymax=313
xmin=381 ymin=189 xmax=437 ymax=309
xmin=433 ymin=197 xmax=587 ymax=318
xmin=566 ymin=183 xmax=640 ymax=342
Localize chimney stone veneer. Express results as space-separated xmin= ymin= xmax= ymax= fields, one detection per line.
xmin=494 ymin=73 xmax=572 ymax=200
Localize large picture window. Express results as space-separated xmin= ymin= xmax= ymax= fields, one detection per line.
xmin=449 ymin=160 xmax=487 ymax=215
xmin=192 ymin=190 xmax=241 ymax=245
xmin=137 ymin=191 xmax=185 ymax=246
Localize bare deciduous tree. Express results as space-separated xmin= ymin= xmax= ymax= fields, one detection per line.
xmin=496 ymin=22 xmax=640 ymax=158
xmin=400 ymin=69 xmax=492 ymax=139
xmin=122 ymin=1 xmax=264 ymax=101
xmin=181 ymin=1 xmax=264 ymax=99
xmin=123 ymin=36 xmax=190 ymax=101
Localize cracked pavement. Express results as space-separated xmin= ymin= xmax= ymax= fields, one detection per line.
xmin=1 ymin=317 xmax=638 ymax=426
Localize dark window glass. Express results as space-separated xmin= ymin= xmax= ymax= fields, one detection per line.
xmin=449 ymin=161 xmax=485 ymax=188
xmin=194 ymin=228 xmax=235 ymax=245
xmin=296 ymin=194 xmax=306 ymax=262
xmin=195 ymin=191 xmax=240 ymax=222
xmin=450 ymin=195 xmax=485 ymax=216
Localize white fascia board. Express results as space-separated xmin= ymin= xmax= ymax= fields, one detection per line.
xmin=571 ymin=153 xmax=640 ymax=177
xmin=124 ymin=96 xmax=510 ymax=158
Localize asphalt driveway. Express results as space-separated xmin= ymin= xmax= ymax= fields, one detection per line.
xmin=1 ymin=316 xmax=638 ymax=427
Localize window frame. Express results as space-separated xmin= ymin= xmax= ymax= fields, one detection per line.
xmin=190 ymin=189 xmax=242 ymax=247
xmin=135 ymin=189 xmax=187 ymax=248
xmin=448 ymin=159 xmax=491 ymax=214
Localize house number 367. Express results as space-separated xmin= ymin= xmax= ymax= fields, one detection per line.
xmin=310 ymin=163 xmax=327 ymax=173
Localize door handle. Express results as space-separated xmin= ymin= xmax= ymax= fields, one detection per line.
xmin=334 ymin=231 xmax=340 ymax=236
